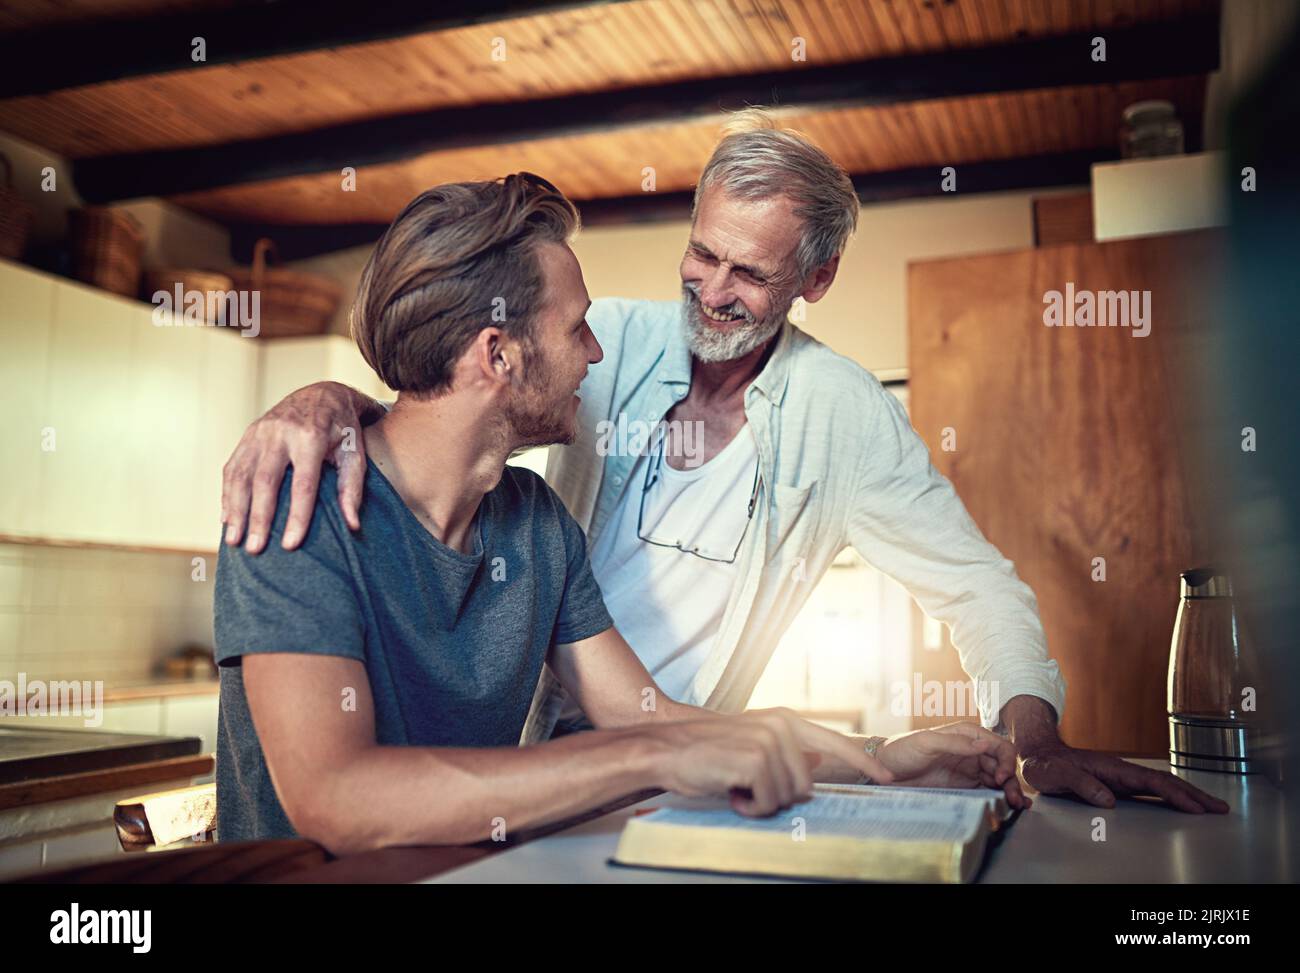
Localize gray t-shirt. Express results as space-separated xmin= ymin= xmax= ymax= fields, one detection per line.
xmin=213 ymin=458 xmax=613 ymax=843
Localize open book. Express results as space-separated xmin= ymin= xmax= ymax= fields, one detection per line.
xmin=612 ymin=784 xmax=1014 ymax=883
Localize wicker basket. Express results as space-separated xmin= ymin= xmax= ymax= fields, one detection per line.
xmin=0 ymin=154 xmax=35 ymax=261
xmin=142 ymin=268 xmax=237 ymax=325
xmin=70 ymin=206 xmax=144 ymax=297
xmin=228 ymin=238 xmax=342 ymax=337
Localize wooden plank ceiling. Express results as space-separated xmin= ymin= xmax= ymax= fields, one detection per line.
xmin=0 ymin=0 xmax=1219 ymax=240
xmin=166 ymin=77 xmax=1208 ymax=225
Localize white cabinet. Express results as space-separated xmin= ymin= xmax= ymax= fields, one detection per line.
xmin=160 ymin=693 xmax=219 ymax=756
xmin=1092 ymin=152 xmax=1227 ymax=242
xmin=92 ymin=698 xmax=166 ymax=735
xmin=0 ymin=698 xmax=162 ymax=733
xmin=40 ymin=278 xmax=139 ymax=545
xmin=124 ymin=302 xmax=205 ymax=548
xmin=126 ymin=304 xmax=259 ymax=551
xmin=0 ymin=260 xmax=260 ymax=552
xmin=0 ymin=262 xmax=54 ymax=539
xmin=196 ymin=328 xmax=259 ymax=550
xmin=257 ymin=334 xmax=391 ymax=415
xmin=0 ymin=692 xmax=218 ymax=755
xmin=0 ymin=262 xmax=383 ymax=553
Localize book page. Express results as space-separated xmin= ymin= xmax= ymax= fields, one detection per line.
xmin=820 ymin=784 xmax=1012 ymax=824
xmin=821 ymin=782 xmax=1007 ymax=808
xmin=825 ymin=783 xmax=1005 ymax=801
xmin=641 ymin=788 xmax=986 ymax=843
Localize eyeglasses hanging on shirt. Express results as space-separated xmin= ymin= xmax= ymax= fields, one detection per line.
xmin=636 ymin=426 xmax=761 ymax=564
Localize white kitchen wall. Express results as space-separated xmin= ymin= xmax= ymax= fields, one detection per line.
xmin=0 ymin=542 xmax=214 ymax=687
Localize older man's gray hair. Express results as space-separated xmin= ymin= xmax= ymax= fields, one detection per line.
xmin=693 ymin=109 xmax=860 ymax=281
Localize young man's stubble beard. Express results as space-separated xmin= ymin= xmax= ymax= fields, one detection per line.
xmin=680 ymin=283 xmax=794 ymax=364
xmin=503 ymin=339 xmax=579 ymax=450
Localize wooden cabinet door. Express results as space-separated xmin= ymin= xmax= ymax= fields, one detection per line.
xmin=908 ymin=231 xmax=1221 ymax=753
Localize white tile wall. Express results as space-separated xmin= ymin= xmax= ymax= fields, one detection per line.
xmin=0 ymin=543 xmax=215 ymax=686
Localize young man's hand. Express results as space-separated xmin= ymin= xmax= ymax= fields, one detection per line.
xmin=643 ymin=708 xmax=893 ymax=817
xmin=222 ymin=381 xmax=383 ymax=553
xmin=876 ymin=722 xmax=1031 ymax=809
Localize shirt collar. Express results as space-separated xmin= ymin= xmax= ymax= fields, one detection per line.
xmin=748 ymin=320 xmax=794 ymax=408
xmin=659 ymin=305 xmax=693 ymax=387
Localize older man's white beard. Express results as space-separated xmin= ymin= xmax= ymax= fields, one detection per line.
xmin=681 ymin=289 xmax=787 ymax=363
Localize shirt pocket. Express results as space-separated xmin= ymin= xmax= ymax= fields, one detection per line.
xmin=768 ymin=480 xmax=819 ymax=558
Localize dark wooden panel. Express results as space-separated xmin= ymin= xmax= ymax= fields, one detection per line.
xmin=0 ymin=0 xmax=620 ymax=97
xmin=0 ymin=724 xmax=201 ymax=784
xmin=0 ymin=0 xmax=241 ymax=34
xmin=12 ymin=837 xmax=327 ymax=883
xmin=0 ymin=754 xmax=215 ymax=809
xmin=907 ymin=231 xmax=1223 ymax=751
xmin=1033 ymin=192 xmax=1095 ymax=245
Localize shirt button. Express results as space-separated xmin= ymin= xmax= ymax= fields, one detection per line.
xmin=612 ymin=475 xmax=623 ymax=486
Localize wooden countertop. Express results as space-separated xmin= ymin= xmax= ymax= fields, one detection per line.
xmin=0 ymin=726 xmax=210 ymax=810
xmin=0 ymin=726 xmax=202 ymax=784
xmin=15 ymin=789 xmax=659 ymax=883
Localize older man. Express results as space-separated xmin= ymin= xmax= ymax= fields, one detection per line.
xmin=221 ymin=112 xmax=1227 ymax=815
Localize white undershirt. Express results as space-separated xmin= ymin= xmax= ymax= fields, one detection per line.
xmin=565 ymin=425 xmax=759 ymax=717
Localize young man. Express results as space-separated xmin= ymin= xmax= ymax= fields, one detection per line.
xmin=214 ymin=172 xmax=1020 ymax=852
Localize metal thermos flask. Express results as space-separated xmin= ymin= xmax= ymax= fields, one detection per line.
xmin=1167 ymin=567 xmax=1259 ymax=773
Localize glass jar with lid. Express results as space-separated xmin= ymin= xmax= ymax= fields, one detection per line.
xmin=1121 ymin=99 xmax=1185 ymax=158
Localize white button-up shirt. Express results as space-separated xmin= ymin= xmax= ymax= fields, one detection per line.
xmin=521 ymin=297 xmax=1066 ymax=743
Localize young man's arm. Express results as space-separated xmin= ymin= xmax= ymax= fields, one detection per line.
xmin=241 ymin=649 xmax=887 ymax=856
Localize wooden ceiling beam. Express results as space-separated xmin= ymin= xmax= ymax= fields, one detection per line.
xmin=0 ymin=1 xmax=626 ymax=99
xmin=227 ymin=147 xmax=1127 ymax=262
xmin=72 ymin=17 xmax=1219 ymax=205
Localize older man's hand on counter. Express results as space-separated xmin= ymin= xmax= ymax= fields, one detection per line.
xmin=1001 ymin=694 xmax=1231 ymax=814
